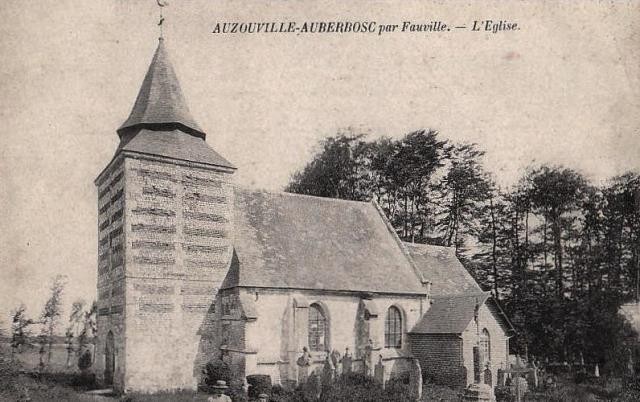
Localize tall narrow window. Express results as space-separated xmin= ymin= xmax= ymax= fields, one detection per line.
xmin=385 ymin=306 xmax=402 ymax=348
xmin=308 ymin=304 xmax=327 ymax=352
xmin=480 ymin=328 xmax=491 ymax=361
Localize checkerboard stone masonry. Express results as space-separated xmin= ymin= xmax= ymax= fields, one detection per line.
xmin=95 ymin=152 xmax=235 ymax=392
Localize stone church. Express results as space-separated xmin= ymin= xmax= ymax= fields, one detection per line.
xmin=94 ymin=39 xmax=515 ymax=393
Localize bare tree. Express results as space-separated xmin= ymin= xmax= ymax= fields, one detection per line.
xmin=39 ymin=275 xmax=67 ymax=367
xmin=65 ymin=299 xmax=85 ymax=368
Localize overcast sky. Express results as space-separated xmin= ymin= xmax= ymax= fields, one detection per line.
xmin=1 ymin=0 xmax=639 ymax=332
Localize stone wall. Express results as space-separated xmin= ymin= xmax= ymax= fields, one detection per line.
xmin=95 ymin=155 xmax=127 ymax=389
xmin=461 ymin=303 xmax=510 ymax=387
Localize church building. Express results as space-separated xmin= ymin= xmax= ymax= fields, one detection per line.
xmin=94 ymin=38 xmax=514 ymax=393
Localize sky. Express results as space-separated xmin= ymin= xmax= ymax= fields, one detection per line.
xmin=0 ymin=0 xmax=639 ymax=333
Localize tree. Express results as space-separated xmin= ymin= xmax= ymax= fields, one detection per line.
xmin=39 ymin=275 xmax=67 ymax=367
xmin=287 ymin=128 xmax=640 ymax=369
xmin=524 ymin=166 xmax=587 ymax=298
xmin=286 ymin=130 xmax=371 ymax=201
xmin=390 ymin=129 xmax=448 ymax=242
xmin=77 ymin=300 xmax=97 ymax=366
xmin=10 ymin=304 xmax=34 ymax=355
xmin=435 ymin=143 xmax=492 ymax=251
xmin=65 ymin=299 xmax=86 ymax=368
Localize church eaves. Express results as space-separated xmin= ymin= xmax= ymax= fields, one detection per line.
xmin=118 ymin=38 xmax=206 ymax=140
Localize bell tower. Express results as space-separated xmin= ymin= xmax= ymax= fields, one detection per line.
xmin=94 ymin=38 xmax=235 ymax=392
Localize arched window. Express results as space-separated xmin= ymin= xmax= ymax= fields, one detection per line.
xmin=480 ymin=328 xmax=491 ymax=361
xmin=308 ymin=304 xmax=327 ymax=352
xmin=385 ymin=306 xmax=402 ymax=348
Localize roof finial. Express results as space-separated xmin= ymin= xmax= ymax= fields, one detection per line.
xmin=156 ymin=0 xmax=169 ymax=40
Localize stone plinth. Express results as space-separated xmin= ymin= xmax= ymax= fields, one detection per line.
xmin=462 ymin=383 xmax=495 ymax=402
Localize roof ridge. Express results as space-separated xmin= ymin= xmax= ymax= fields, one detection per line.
xmin=403 ymin=242 xmax=455 ymax=250
xmin=238 ymin=188 xmax=373 ymax=205
xmin=431 ymin=292 xmax=490 ymax=299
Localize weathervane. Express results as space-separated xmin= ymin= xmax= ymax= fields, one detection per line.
xmin=157 ymin=0 xmax=169 ymax=39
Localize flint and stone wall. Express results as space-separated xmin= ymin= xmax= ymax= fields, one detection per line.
xmin=95 ymin=155 xmax=127 ymax=390
xmin=235 ymin=289 xmax=426 ymax=386
xmin=95 ymin=152 xmax=234 ymax=393
xmin=461 ymin=303 xmax=510 ymax=388
xmin=409 ymin=303 xmax=509 ymax=389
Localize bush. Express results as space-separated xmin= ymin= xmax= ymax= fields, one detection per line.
xmin=495 ymin=385 xmax=514 ymax=402
xmin=202 ymin=359 xmax=231 ymax=388
xmin=425 ymin=365 xmax=467 ymax=388
xmin=318 ymin=372 xmax=412 ymax=402
xmin=246 ymin=374 xmax=272 ymax=398
xmin=0 ymin=352 xmax=23 ymax=398
xmin=229 ymin=387 xmax=248 ymax=402
xmin=269 ymin=385 xmax=310 ymax=402
xmin=574 ymin=370 xmax=588 ymax=384
xmin=382 ymin=376 xmax=413 ymax=401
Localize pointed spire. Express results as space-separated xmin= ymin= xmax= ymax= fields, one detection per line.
xmin=118 ymin=38 xmax=206 ymax=139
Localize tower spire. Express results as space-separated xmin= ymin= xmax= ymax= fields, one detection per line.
xmin=117 ymin=38 xmax=206 ymax=139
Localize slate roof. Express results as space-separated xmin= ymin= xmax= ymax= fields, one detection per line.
xmin=118 ymin=38 xmax=206 ymax=139
xmin=118 ymin=129 xmax=234 ymax=169
xmin=410 ymin=293 xmax=490 ymax=334
xmin=224 ymin=189 xmax=426 ymax=295
xmin=404 ymin=243 xmax=482 ymax=296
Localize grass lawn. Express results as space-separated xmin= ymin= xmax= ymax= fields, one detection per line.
xmin=0 ymin=371 xmax=218 ymax=402
xmin=2 ymin=352 xmax=640 ymax=402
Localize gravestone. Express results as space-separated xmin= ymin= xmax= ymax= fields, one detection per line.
xmin=296 ymin=347 xmax=311 ymax=385
xmin=473 ymin=346 xmax=482 ymax=383
xmin=515 ymin=376 xmax=528 ymax=401
xmin=409 ymin=358 xmax=423 ymax=401
xmin=462 ymin=384 xmax=494 ymax=402
xmin=374 ymin=356 xmax=385 ymax=387
xmin=530 ymin=361 xmax=539 ymax=389
xmin=342 ymin=348 xmax=353 ymax=375
xmin=331 ymin=350 xmax=342 ymax=377
xmin=483 ymin=367 xmax=492 ymax=386
xmin=322 ymin=354 xmax=335 ymax=389
xmin=298 ymin=365 xmax=309 ymax=385
xmin=304 ymin=373 xmax=322 ymax=401
xmin=363 ymin=339 xmax=373 ymax=376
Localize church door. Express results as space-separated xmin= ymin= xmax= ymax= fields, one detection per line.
xmin=104 ymin=331 xmax=115 ymax=386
